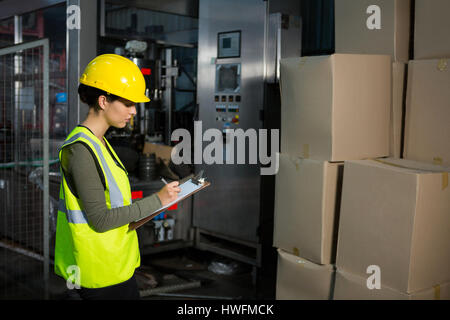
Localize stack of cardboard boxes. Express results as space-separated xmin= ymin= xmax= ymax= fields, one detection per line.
xmin=404 ymin=0 xmax=450 ymax=167
xmin=275 ymin=0 xmax=450 ymax=300
xmin=335 ymin=0 xmax=450 ymax=300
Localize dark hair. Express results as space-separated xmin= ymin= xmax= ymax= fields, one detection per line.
xmin=78 ymin=83 xmax=120 ymax=112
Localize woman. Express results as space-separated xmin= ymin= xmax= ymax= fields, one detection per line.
xmin=54 ymin=54 xmax=180 ymax=300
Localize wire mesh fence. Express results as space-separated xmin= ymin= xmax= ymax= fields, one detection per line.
xmin=0 ymin=40 xmax=50 ymax=299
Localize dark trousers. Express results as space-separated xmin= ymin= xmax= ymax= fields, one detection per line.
xmin=76 ymin=274 xmax=140 ymax=300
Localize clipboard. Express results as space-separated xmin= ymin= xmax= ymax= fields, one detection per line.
xmin=128 ymin=172 xmax=210 ymax=231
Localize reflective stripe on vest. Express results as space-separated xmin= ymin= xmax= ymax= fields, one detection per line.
xmin=61 ymin=131 xmax=124 ymax=208
xmin=58 ymin=198 xmax=88 ymax=224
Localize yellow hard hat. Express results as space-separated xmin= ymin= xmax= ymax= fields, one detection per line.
xmin=79 ymin=54 xmax=150 ymax=103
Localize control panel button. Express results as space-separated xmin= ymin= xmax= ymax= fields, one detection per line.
xmin=228 ymin=105 xmax=239 ymax=113
xmin=215 ymin=105 xmax=226 ymax=112
xmin=228 ymin=95 xmax=234 ymax=102
xmin=221 ymin=96 xmax=227 ymax=102
xmin=215 ymin=95 xmax=219 ymax=102
xmin=235 ymin=95 xmax=241 ymax=102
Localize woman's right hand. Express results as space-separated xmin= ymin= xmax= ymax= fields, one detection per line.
xmin=157 ymin=181 xmax=181 ymax=207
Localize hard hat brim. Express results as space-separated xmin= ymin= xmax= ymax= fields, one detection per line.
xmin=133 ymin=95 xmax=151 ymax=103
xmin=79 ymin=79 xmax=150 ymax=103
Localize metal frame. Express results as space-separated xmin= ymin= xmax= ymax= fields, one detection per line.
xmin=67 ymin=0 xmax=97 ymax=131
xmin=0 ymin=38 xmax=50 ymax=298
xmin=163 ymin=48 xmax=174 ymax=145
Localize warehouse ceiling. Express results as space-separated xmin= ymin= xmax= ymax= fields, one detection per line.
xmin=0 ymin=0 xmax=64 ymax=20
xmin=106 ymin=0 xmax=199 ymax=18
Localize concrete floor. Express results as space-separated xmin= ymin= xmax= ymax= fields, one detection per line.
xmin=0 ymin=247 xmax=258 ymax=300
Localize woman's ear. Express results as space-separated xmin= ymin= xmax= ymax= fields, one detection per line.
xmin=97 ymin=95 xmax=108 ymax=111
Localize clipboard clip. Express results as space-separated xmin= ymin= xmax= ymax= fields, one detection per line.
xmin=192 ymin=170 xmax=206 ymax=185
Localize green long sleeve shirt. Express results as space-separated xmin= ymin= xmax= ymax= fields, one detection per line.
xmin=60 ymin=142 xmax=162 ymax=233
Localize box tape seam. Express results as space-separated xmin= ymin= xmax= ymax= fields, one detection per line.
xmin=433 ymin=284 xmax=441 ymax=300
xmin=437 ymin=59 xmax=448 ymax=72
xmin=303 ymin=144 xmax=309 ymax=159
xmin=443 ymin=173 xmax=448 ymax=190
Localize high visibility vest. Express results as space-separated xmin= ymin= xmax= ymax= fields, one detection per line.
xmin=54 ymin=125 xmax=140 ymax=288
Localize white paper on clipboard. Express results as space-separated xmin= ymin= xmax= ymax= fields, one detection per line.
xmin=154 ymin=179 xmax=204 ymax=213
xmin=129 ymin=178 xmax=210 ymax=230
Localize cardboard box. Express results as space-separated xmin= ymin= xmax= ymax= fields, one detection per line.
xmin=335 ymin=0 xmax=410 ymax=62
xmin=336 ymin=158 xmax=450 ymax=293
xmin=280 ymin=54 xmax=391 ymax=161
xmin=390 ymin=62 xmax=406 ymax=158
xmin=414 ymin=0 xmax=450 ymax=59
xmin=276 ymin=249 xmax=335 ymax=300
xmin=273 ymin=153 xmax=343 ymax=264
xmin=334 ymin=269 xmax=450 ymax=300
xmin=143 ymin=142 xmax=174 ymax=165
xmin=404 ymin=59 xmax=450 ymax=167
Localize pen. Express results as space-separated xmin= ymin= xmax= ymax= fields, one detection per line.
xmin=161 ymin=178 xmax=168 ymax=185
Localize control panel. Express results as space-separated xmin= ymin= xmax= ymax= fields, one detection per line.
xmin=214 ymin=61 xmax=242 ymax=131
xmin=215 ymin=95 xmax=241 ymax=126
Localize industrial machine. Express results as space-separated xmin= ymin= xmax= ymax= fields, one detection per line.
xmin=193 ymin=0 xmax=301 ymax=295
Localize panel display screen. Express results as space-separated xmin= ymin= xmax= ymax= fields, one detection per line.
xmin=217 ymin=31 xmax=241 ymax=59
